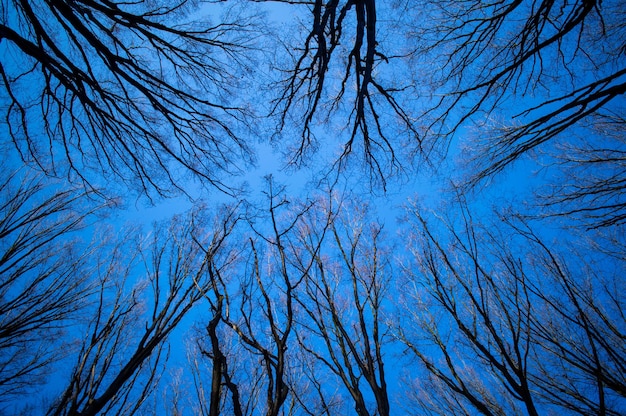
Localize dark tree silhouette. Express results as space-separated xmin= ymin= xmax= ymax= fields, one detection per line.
xmin=0 ymin=169 xmax=106 ymax=403
xmin=190 ymin=178 xmax=345 ymax=416
xmin=269 ymin=0 xmax=421 ymax=187
xmin=187 ymin=206 xmax=247 ymax=416
xmin=1 ymin=1 xmax=625 ymax=414
xmin=48 ymin=205 xmax=238 ymax=416
xmin=397 ymin=200 xmax=626 ymax=415
xmin=400 ymin=0 xmax=626 ymax=223
xmin=294 ymin=195 xmax=392 ymax=416
xmin=410 ymin=0 xmax=625 ymax=156
xmin=536 ymin=112 xmax=626 ymax=228
xmin=213 ymin=178 xmax=318 ymax=416
xmin=0 ymin=0 xmax=257 ymax=197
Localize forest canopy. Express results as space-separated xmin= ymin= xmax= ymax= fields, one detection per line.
xmin=0 ymin=0 xmax=624 ymax=415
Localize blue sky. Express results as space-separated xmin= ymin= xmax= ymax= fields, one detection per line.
xmin=1 ymin=0 xmax=625 ymax=414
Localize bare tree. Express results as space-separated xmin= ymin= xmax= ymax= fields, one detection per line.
xmin=188 ymin=183 xmax=396 ymax=416
xmin=397 ymin=200 xmax=626 ymax=415
xmin=287 ymin=336 xmax=347 ymax=416
xmin=267 ymin=0 xmax=421 ymax=188
xmin=188 ymin=319 xmax=247 ymax=416
xmin=0 ymin=169 xmax=107 ymax=404
xmin=293 ymin=194 xmax=392 ymax=416
xmin=47 ymin=204 xmax=238 ymax=416
xmin=413 ymin=0 xmax=624 ymax=154
xmin=189 ymin=177 xmax=335 ymax=416
xmin=399 ymin=0 xmax=625 ymax=212
xmin=187 ymin=222 xmax=247 ymax=416
xmin=0 ymin=0 xmax=258 ymax=197
xmin=535 ymin=112 xmax=626 ymax=228
xmin=219 ymin=178 xmax=312 ymax=416
xmin=507 ymin=218 xmax=626 ymax=415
